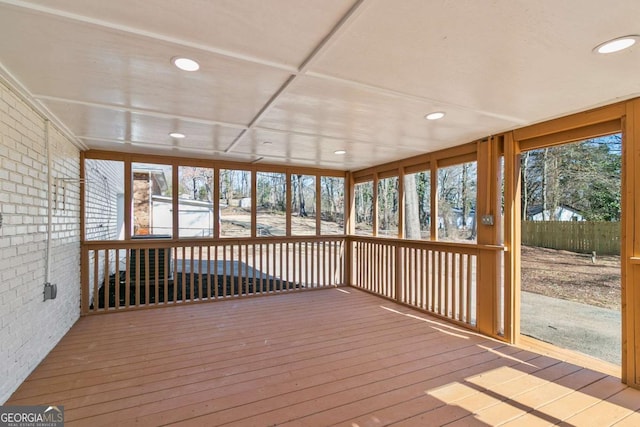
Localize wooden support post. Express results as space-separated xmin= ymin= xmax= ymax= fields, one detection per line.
xmin=372 ymin=173 xmax=379 ymax=237
xmin=623 ymin=99 xmax=640 ymax=387
xmin=476 ymin=137 xmax=502 ymax=338
xmin=398 ymin=168 xmax=405 ymax=239
xmin=504 ymin=132 xmax=521 ymax=344
xmin=344 ymin=173 xmax=354 ymax=286
xmin=172 ymin=163 xmax=179 ymax=239
xmin=124 ymin=158 xmax=132 ymax=240
xmin=286 ymin=172 xmax=292 ymax=236
xmin=251 ymin=170 xmax=257 ymax=238
xmin=316 ymin=174 xmax=322 ymax=236
xmin=213 ymin=168 xmax=220 ymax=239
xmin=430 ymin=164 xmax=438 ymax=240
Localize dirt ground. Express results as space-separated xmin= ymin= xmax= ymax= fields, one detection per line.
xmin=521 ymin=245 xmax=621 ymax=311
xmin=221 ymin=207 xmax=344 ymax=236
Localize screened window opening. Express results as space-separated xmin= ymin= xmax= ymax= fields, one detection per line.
xmin=256 ymin=171 xmax=287 ymax=237
xmin=291 ymin=174 xmax=316 ymax=236
xmin=404 ymin=170 xmax=431 ymax=240
xmin=377 ymin=176 xmax=399 ymax=237
xmin=132 ymin=162 xmax=173 ymax=238
xmin=219 ymin=169 xmax=252 ymax=238
xmin=177 ymin=166 xmax=214 ymax=238
xmin=320 ymin=176 xmax=345 ymax=235
xmin=355 ymin=181 xmax=374 ymax=236
xmin=437 ymin=161 xmax=477 ymax=242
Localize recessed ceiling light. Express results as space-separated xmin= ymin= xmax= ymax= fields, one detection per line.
xmin=594 ymin=35 xmax=639 ymax=54
xmin=263 ymin=141 xmax=273 ymax=145
xmin=425 ymin=111 xmax=446 ymax=120
xmin=334 ymin=150 xmax=346 ymax=155
xmin=169 ymin=132 xmax=185 ymax=139
xmin=172 ymin=57 xmax=200 ymax=71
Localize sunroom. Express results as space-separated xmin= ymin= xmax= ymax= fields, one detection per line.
xmin=1 ymin=1 xmax=640 ymax=425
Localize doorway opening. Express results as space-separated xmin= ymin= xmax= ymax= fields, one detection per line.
xmin=519 ymin=133 xmax=622 ymax=366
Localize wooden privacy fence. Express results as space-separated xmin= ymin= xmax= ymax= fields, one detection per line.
xmin=349 ymin=236 xmax=478 ymax=328
xmin=521 ymin=221 xmax=620 ymax=255
xmin=82 ymin=236 xmax=345 ymax=314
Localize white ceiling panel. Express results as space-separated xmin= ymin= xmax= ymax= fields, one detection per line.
xmin=0 ymin=4 xmax=292 ymax=124
xmin=312 ymin=0 xmax=640 ymax=122
xmin=235 ymin=128 xmax=425 ymax=170
xmin=257 ymin=76 xmax=521 ymax=151
xmin=22 ymin=0 xmax=358 ymax=69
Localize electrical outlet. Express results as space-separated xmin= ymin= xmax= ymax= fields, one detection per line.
xmin=43 ymin=283 xmax=57 ymax=301
xmin=481 ymin=215 xmax=494 ymax=226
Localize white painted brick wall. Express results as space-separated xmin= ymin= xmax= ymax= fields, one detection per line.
xmin=0 ymin=80 xmax=80 ymax=404
xmin=84 ymin=159 xmax=125 ymax=302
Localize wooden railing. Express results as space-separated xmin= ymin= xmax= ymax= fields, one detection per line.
xmin=349 ymin=236 xmax=478 ymax=328
xmin=82 ymin=234 xmax=501 ymax=332
xmin=82 ymin=236 xmax=345 ymax=314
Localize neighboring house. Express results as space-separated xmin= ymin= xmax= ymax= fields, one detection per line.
xmin=527 ymin=204 xmax=584 ymax=221
xmin=152 ymin=196 xmax=215 ymax=237
xmin=438 ymin=208 xmax=476 ymax=230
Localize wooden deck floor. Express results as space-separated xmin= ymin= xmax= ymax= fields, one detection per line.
xmin=7 ymin=288 xmax=640 ymax=426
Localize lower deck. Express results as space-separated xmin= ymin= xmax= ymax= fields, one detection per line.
xmin=7 ymin=288 xmax=640 ymax=426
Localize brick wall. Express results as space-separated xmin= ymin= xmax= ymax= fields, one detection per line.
xmin=84 ymin=159 xmax=124 ymax=301
xmin=84 ymin=158 xmax=123 ymax=241
xmin=0 ymin=80 xmax=81 ymax=403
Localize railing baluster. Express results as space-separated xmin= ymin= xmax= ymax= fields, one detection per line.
xmin=469 ymin=255 xmax=475 ymax=325
xmin=253 ymin=243 xmax=262 ymax=294
xmin=278 ymin=242 xmax=282 ymax=291
xmin=246 ymin=243 xmax=251 ymax=295
xmin=307 ymin=241 xmax=311 ymax=288
xmin=133 ymin=248 xmax=140 ymax=307
xmin=222 ymin=245 xmax=228 ymax=298
xmin=123 ymin=249 xmax=130 ymax=309
xmin=93 ymin=250 xmax=100 ymax=311
xmin=455 ymin=252 xmax=461 ymax=321
xmin=416 ymin=248 xmax=422 ymax=309
xmin=368 ymin=242 xmax=373 ymax=292
xmin=103 ymin=249 xmax=110 ymax=311
xmin=403 ymin=246 xmax=409 ymax=302
xmin=207 ymin=246 xmax=212 ymax=300
xmin=376 ymin=242 xmax=380 ymax=294
xmin=172 ymin=248 xmax=177 ymax=304
xmin=432 ymin=250 xmax=438 ymax=313
xmin=213 ymin=245 xmax=219 ymax=299
xmin=251 ymin=243 xmax=256 ymax=295
xmin=197 ymin=246 xmax=202 ymax=300
xmin=444 ymin=251 xmax=450 ymax=317
xmin=114 ymin=249 xmax=121 ymax=310
xmin=390 ymin=244 xmax=394 ymax=299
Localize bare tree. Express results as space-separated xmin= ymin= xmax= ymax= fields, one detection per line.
xmin=404 ymin=174 xmax=421 ymax=239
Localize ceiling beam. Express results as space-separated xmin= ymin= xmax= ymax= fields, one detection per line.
xmin=224 ymin=0 xmax=370 ymax=154
xmin=252 ymin=125 xmax=439 ymax=151
xmin=33 ymin=95 xmax=248 ymax=130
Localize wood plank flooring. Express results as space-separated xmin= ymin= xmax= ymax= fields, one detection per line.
xmin=7 ymin=288 xmax=640 ymax=426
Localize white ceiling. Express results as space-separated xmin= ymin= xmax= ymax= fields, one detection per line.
xmin=1 ymin=0 xmax=639 ymax=170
